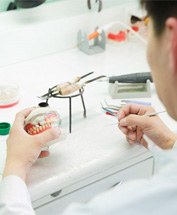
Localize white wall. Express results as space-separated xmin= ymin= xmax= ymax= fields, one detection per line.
xmin=0 ymin=0 xmax=139 ymax=68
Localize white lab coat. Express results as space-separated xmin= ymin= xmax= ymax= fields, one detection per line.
xmin=1 ymin=142 xmax=177 ymax=215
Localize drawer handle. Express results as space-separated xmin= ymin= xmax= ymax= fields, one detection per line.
xmin=51 ymin=189 xmax=62 ymax=198
xmin=111 ymin=182 xmax=121 ymax=188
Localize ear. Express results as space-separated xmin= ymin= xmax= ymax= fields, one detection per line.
xmin=166 ymin=18 xmax=177 ymax=74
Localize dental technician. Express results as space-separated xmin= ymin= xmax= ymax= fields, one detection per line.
xmin=1 ymin=0 xmax=177 ymax=214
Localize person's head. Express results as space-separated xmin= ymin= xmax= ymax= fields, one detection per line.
xmin=141 ymin=0 xmax=177 ymax=120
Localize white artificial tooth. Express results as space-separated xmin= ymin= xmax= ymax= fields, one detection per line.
xmin=40 ymin=120 xmax=45 ymax=125
xmin=45 ymin=118 xmax=49 ymax=123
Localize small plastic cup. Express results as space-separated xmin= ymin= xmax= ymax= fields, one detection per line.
xmin=0 ymin=122 xmax=11 ymax=136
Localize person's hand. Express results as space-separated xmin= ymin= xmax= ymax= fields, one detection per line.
xmin=3 ymin=108 xmax=60 ymax=182
xmin=118 ymin=104 xmax=177 ymax=149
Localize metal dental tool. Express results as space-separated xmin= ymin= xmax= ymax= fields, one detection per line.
xmin=146 ymin=110 xmax=166 ymax=117
xmin=39 ymin=72 xmax=105 ymax=99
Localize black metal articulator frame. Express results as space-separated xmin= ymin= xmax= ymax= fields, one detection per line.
xmin=45 ymin=88 xmax=86 ymax=133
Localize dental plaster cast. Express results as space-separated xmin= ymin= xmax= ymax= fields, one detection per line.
xmin=24 ymin=105 xmax=61 ymax=149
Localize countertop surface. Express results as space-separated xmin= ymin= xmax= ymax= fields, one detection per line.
xmin=0 ymin=41 xmax=176 ymax=201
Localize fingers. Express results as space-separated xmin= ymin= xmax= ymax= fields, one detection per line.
xmin=126 ymin=135 xmax=148 ymax=148
xmin=118 ymin=124 xmax=128 ymax=135
xmin=35 ymin=128 xmax=61 ymax=147
xmin=119 ymin=114 xmax=151 ymax=129
xmin=126 ymin=131 xmax=137 ymax=144
xmin=13 ymin=108 xmax=34 ymax=128
xmin=125 ymin=130 xmax=148 ymax=147
xmin=118 ymin=104 xmax=155 ymax=121
xmin=118 ymin=104 xmax=144 ymax=121
xmin=119 ymin=114 xmax=151 ymax=145
xmin=136 ymin=127 xmax=143 ymax=143
xmin=118 ymin=124 xmax=136 ymax=134
xmin=118 ymin=104 xmax=152 ymax=147
xmin=139 ymin=136 xmax=148 ymax=148
xmin=119 ymin=122 xmax=143 ymax=146
xmin=38 ymin=150 xmax=50 ymax=158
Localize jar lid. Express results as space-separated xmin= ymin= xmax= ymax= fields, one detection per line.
xmin=0 ymin=81 xmax=19 ymax=109
xmin=38 ymin=102 xmax=49 ymax=107
xmin=0 ymin=122 xmax=11 ymax=135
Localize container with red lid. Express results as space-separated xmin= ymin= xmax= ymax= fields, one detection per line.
xmin=0 ymin=81 xmax=19 ymax=108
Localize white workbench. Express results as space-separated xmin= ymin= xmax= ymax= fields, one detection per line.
xmin=0 ymin=42 xmax=159 ymax=214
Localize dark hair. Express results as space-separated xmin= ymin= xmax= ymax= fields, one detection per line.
xmin=141 ymin=0 xmax=177 ymax=36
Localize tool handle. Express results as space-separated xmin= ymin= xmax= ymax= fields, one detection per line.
xmin=60 ymin=84 xmax=81 ymax=95
xmin=56 ymin=82 xmax=70 ymax=90
xmin=55 ymin=77 xmax=80 ymax=90
xmin=70 ymin=77 xmax=80 ymax=83
xmin=109 ymin=72 xmax=153 ymax=83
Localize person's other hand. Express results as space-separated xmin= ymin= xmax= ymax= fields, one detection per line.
xmin=3 ymin=108 xmax=60 ymax=182
xmin=118 ymin=104 xmax=177 ymax=149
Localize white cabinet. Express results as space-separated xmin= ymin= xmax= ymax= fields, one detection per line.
xmin=34 ymin=157 xmax=153 ymax=215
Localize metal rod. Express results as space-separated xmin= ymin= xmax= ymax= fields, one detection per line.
xmin=80 ymin=71 xmax=94 ymax=79
xmin=69 ymin=97 xmax=72 ymax=133
xmin=146 ymin=110 xmax=166 ymax=117
xmin=80 ymin=89 xmax=86 ymax=118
